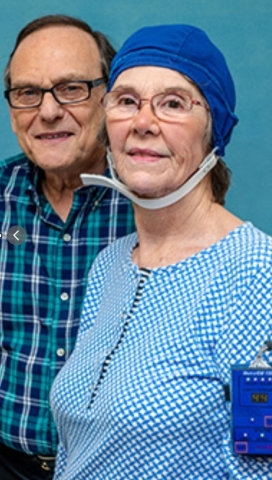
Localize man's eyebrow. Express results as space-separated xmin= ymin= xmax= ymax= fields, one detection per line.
xmin=10 ymin=75 xmax=92 ymax=89
xmin=9 ymin=82 xmax=39 ymax=89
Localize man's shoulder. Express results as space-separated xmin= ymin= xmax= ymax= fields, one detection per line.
xmin=0 ymin=152 xmax=29 ymax=170
xmin=0 ymin=152 xmax=31 ymax=185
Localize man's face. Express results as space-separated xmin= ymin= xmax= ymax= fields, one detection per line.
xmin=8 ymin=26 xmax=106 ymax=175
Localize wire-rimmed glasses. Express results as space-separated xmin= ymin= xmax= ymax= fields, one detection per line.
xmin=102 ymin=89 xmax=209 ymax=121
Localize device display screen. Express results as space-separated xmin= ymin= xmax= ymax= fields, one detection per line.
xmin=251 ymin=393 xmax=268 ymax=403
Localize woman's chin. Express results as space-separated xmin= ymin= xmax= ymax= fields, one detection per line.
xmin=123 ymin=176 xmax=175 ymax=199
xmin=130 ymin=187 xmax=169 ymax=200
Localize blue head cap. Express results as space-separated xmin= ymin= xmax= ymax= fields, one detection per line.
xmin=108 ymin=24 xmax=239 ymax=156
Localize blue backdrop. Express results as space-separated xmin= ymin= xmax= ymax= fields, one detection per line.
xmin=0 ymin=0 xmax=271 ymax=233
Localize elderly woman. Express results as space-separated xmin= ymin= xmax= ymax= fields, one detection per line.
xmin=51 ymin=25 xmax=272 ymax=479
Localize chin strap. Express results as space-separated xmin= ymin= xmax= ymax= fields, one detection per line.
xmin=81 ymin=148 xmax=218 ymax=210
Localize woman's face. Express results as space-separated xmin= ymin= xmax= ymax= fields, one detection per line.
xmin=106 ymin=66 xmax=210 ymax=199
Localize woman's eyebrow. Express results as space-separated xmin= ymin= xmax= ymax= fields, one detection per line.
xmin=111 ymin=85 xmax=138 ymax=93
xmin=111 ymin=85 xmax=195 ymax=96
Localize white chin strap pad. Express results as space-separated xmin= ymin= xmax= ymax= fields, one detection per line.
xmin=81 ymin=148 xmax=218 ymax=210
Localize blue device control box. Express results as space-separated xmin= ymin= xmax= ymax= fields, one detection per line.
xmin=231 ymin=367 xmax=272 ymax=455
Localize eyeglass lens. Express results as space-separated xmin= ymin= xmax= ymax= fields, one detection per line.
xmin=103 ymin=90 xmax=202 ymax=120
xmin=9 ymin=82 xmax=90 ymax=107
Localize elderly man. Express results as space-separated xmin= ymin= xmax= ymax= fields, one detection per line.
xmin=0 ymin=14 xmax=134 ymax=480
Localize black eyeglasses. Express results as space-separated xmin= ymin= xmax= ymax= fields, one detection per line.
xmin=4 ymin=78 xmax=106 ymax=109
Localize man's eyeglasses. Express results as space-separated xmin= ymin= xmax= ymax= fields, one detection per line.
xmin=101 ymin=89 xmax=209 ymax=122
xmin=4 ymin=78 xmax=106 ymax=109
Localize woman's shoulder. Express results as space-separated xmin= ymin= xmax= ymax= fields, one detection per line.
xmin=231 ymin=222 xmax=272 ymax=251
xmin=222 ymin=221 xmax=272 ymax=271
xmin=105 ymin=231 xmax=138 ymax=253
xmin=92 ymin=232 xmax=138 ymax=267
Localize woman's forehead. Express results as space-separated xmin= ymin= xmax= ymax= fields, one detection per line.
xmin=112 ymin=66 xmax=199 ymax=94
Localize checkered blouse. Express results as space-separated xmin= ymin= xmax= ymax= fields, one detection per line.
xmin=52 ymin=223 xmax=272 ymax=479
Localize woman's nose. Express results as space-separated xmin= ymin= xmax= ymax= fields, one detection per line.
xmin=131 ymin=101 xmax=160 ymax=135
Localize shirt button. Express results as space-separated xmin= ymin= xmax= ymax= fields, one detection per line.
xmin=60 ymin=292 xmax=69 ymax=301
xmin=63 ymin=233 xmax=71 ymax=242
xmin=56 ymin=348 xmax=65 ymax=357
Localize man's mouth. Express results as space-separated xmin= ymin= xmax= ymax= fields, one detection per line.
xmin=36 ymin=132 xmax=73 ymax=140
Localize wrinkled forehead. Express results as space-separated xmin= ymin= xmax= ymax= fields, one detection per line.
xmin=9 ymin=26 xmax=102 ymax=84
xmin=111 ymin=65 xmax=205 ymax=99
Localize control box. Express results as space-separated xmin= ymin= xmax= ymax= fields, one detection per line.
xmin=231 ymin=367 xmax=272 ymax=454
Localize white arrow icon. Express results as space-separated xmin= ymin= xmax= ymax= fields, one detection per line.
xmin=13 ymin=230 xmax=20 ymax=241
xmin=7 ymin=226 xmax=27 ymax=245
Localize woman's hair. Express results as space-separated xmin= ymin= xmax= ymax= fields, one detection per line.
xmin=4 ymin=14 xmax=116 ymax=88
xmin=204 ymin=109 xmax=231 ymax=206
xmin=211 ymin=159 xmax=231 ymax=206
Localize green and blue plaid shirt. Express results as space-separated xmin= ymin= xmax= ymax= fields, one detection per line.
xmin=0 ymin=153 xmax=135 ymax=455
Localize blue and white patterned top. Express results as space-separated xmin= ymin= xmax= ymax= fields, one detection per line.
xmin=51 ymin=222 xmax=272 ymax=479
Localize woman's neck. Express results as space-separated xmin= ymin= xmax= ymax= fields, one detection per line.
xmin=132 ymin=190 xmax=242 ymax=268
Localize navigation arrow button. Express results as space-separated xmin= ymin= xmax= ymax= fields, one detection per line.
xmin=7 ymin=226 xmax=27 ymax=245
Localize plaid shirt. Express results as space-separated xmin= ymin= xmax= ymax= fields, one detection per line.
xmin=0 ymin=153 xmax=135 ymax=455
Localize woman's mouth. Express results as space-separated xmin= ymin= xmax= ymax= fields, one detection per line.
xmin=128 ymin=148 xmax=165 ymax=161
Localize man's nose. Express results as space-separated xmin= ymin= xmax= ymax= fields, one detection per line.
xmin=38 ymin=91 xmax=64 ymax=121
